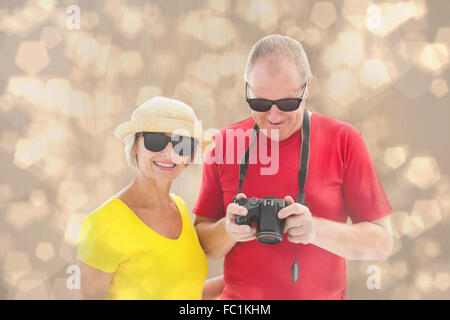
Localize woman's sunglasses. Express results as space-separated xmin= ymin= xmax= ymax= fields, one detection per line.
xmin=245 ymin=81 xmax=308 ymax=112
xmin=136 ymin=132 xmax=198 ymax=156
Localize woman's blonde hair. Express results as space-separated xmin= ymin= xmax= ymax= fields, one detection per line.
xmin=124 ymin=133 xmax=138 ymax=170
xmin=244 ymin=34 xmax=312 ymax=83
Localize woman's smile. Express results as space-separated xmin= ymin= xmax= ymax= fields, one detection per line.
xmin=153 ymin=160 xmax=177 ymax=170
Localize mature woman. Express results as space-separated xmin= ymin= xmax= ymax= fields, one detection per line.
xmin=77 ymin=97 xmax=220 ymax=299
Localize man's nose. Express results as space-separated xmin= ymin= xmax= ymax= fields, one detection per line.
xmin=266 ymin=104 xmax=283 ymax=121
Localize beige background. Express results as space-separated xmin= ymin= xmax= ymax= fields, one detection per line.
xmin=0 ymin=0 xmax=449 ymax=299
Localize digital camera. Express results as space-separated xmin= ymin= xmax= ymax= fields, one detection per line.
xmin=234 ymin=197 xmax=286 ymax=245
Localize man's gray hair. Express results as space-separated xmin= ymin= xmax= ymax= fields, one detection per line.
xmin=244 ymin=34 xmax=312 ymax=83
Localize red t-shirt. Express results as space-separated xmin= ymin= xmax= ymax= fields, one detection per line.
xmin=193 ymin=111 xmax=393 ymax=300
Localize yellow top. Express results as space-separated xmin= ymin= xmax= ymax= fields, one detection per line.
xmin=77 ymin=193 xmax=208 ymax=300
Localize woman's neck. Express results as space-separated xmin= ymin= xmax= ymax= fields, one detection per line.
xmin=120 ymin=173 xmax=173 ymax=210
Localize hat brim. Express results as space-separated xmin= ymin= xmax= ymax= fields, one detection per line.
xmin=114 ymin=117 xmax=213 ymax=152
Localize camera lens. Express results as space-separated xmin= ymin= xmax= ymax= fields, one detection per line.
xmin=256 ymin=232 xmax=282 ymax=245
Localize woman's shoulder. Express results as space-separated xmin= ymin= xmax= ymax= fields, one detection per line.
xmin=80 ymin=197 xmax=126 ymax=230
xmin=170 ymin=193 xmax=190 ymax=215
xmin=90 ymin=196 xmax=124 ymax=217
xmin=77 ymin=197 xmax=131 ymax=272
xmin=170 ymin=193 xmax=198 ymax=229
xmin=170 ymin=193 xmax=187 ymax=208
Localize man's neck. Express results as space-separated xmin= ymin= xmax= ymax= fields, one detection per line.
xmin=259 ymin=110 xmax=312 ymax=142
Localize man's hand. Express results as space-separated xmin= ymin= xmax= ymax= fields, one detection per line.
xmin=225 ymin=193 xmax=257 ymax=242
xmin=278 ymin=196 xmax=318 ymax=244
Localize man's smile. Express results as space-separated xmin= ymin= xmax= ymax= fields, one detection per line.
xmin=268 ymin=120 xmax=285 ymax=126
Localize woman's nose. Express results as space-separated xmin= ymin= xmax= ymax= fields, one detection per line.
xmin=160 ymin=141 xmax=174 ymax=156
xmin=161 ymin=141 xmax=184 ymax=163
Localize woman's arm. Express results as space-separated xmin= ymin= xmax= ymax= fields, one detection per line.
xmin=194 ymin=216 xmax=236 ymax=260
xmin=77 ymin=260 xmax=114 ymax=300
xmin=194 ymin=194 xmax=257 ymax=260
xmin=202 ymin=275 xmax=225 ymax=300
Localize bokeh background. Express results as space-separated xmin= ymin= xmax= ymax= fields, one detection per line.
xmin=0 ymin=0 xmax=449 ymax=299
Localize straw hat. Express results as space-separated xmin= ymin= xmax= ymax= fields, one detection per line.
xmin=114 ymin=96 xmax=212 ymax=151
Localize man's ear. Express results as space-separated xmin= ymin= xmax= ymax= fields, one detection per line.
xmin=305 ymin=76 xmax=313 ymax=99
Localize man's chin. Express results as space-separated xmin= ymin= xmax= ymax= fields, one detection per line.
xmin=259 ymin=127 xmax=285 ymax=141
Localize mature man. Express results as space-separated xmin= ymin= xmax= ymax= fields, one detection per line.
xmin=193 ymin=34 xmax=393 ymax=299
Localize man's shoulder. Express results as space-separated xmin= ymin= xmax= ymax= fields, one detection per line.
xmin=207 ymin=117 xmax=254 ymax=163
xmin=211 ymin=116 xmax=255 ymax=142
xmin=220 ymin=117 xmax=255 ymax=133
xmin=314 ymin=111 xmax=360 ymax=137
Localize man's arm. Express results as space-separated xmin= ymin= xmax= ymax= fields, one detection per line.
xmin=312 ymin=216 xmax=393 ymax=261
xmin=279 ymin=196 xmax=393 ymax=261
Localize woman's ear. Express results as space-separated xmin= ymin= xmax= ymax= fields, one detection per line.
xmin=133 ymin=138 xmax=139 ymax=168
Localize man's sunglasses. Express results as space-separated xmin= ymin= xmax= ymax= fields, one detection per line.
xmin=136 ymin=132 xmax=198 ymax=156
xmin=245 ymin=81 xmax=308 ymax=112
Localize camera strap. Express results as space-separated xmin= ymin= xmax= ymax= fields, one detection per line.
xmin=234 ymin=108 xmax=311 ymax=283
xmin=297 ymin=107 xmax=310 ymax=206
xmin=236 ymin=123 xmax=259 ymax=197
xmin=234 ymin=108 xmax=311 ymax=206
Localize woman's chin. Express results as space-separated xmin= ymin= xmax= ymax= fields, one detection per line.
xmin=148 ymin=164 xmax=183 ymax=181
